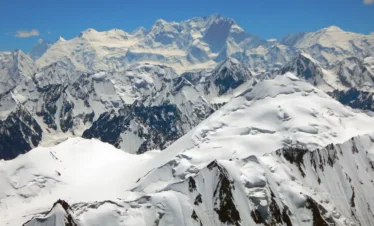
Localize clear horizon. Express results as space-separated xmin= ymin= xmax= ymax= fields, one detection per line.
xmin=1 ymin=0 xmax=373 ymax=52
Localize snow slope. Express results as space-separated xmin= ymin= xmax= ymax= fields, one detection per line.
xmin=2 ymin=73 xmax=374 ymax=225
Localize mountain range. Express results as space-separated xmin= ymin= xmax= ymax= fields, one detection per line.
xmin=1 ymin=14 xmax=374 ymax=226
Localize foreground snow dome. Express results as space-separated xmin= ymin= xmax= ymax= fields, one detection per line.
xmin=1 ymin=73 xmax=374 ymax=226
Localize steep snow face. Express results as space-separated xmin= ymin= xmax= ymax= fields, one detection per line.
xmin=280 ymin=26 xmax=374 ymax=66
xmin=0 ymin=50 xmax=36 ymax=94
xmin=2 ymin=73 xmax=374 ymax=225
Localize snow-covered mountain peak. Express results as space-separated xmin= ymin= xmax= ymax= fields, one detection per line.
xmin=319 ymin=25 xmax=343 ymax=33
xmin=106 ymin=28 xmax=129 ymax=37
xmin=56 ymin=36 xmax=66 ymax=42
xmin=77 ymin=28 xmax=132 ymax=41
xmin=131 ymin=26 xmax=148 ymax=37
xmin=206 ymin=57 xmax=254 ymax=96
xmin=154 ymin=18 xmax=169 ymax=25
xmin=29 ymin=15 xmax=374 ymax=74
xmin=0 ymin=49 xmax=36 ymax=94
xmin=278 ymin=25 xmax=374 ymax=66
xmin=205 ymin=13 xmax=234 ymax=24
xmin=78 ymin=28 xmax=98 ymax=37
xmin=9 ymin=49 xmax=36 ymax=76
xmin=216 ymin=57 xmax=240 ymax=68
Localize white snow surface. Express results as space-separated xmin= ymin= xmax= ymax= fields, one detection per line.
xmin=2 ymin=73 xmax=374 ymax=225
xmin=23 ymin=203 xmax=69 ymax=226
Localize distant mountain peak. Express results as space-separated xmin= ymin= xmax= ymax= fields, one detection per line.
xmin=78 ymin=28 xmax=99 ymax=37
xmin=154 ymin=19 xmax=169 ymax=26
xmin=206 ymin=13 xmax=222 ymax=19
xmin=131 ymin=26 xmax=146 ymax=33
xmin=320 ymin=25 xmax=343 ymax=32
xmin=56 ymin=36 xmax=66 ymax=42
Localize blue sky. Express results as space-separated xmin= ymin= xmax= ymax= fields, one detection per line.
xmin=1 ymin=0 xmax=373 ymax=52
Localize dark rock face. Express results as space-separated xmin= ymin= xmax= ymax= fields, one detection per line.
xmin=280 ymin=53 xmax=325 ymax=86
xmin=213 ymin=67 xmax=246 ymax=95
xmin=35 ymin=84 xmax=64 ymax=131
xmin=279 ymin=147 xmax=308 ymax=177
xmin=82 ymin=103 xmax=186 ymax=154
xmin=211 ymin=165 xmax=241 ymax=226
xmin=23 ymin=199 xmax=77 ymax=226
xmin=0 ymin=107 xmax=42 ymax=160
xmin=329 ymin=88 xmax=374 ymax=111
xmin=305 ymin=197 xmax=331 ymax=226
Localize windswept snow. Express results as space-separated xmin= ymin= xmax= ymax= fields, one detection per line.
xmin=2 ymin=73 xmax=374 ymax=225
xmin=0 ymin=138 xmax=157 ymax=225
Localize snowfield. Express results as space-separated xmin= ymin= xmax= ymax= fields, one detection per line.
xmin=2 ymin=73 xmax=374 ymax=225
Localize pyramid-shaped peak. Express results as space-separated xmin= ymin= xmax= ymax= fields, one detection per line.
xmin=56 ymin=36 xmax=66 ymax=42
xmin=12 ymin=49 xmax=31 ymax=61
xmin=132 ymin=26 xmax=146 ymax=33
xmin=13 ymin=49 xmax=24 ymax=55
xmin=221 ymin=57 xmax=240 ymax=65
xmin=214 ymin=57 xmax=242 ymax=71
